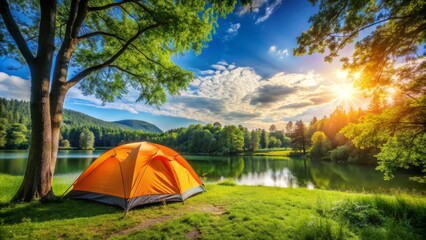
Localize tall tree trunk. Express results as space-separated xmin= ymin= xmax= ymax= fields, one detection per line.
xmin=12 ymin=0 xmax=56 ymax=202
xmin=12 ymin=66 xmax=53 ymax=201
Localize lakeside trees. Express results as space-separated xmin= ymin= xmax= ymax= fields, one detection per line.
xmin=296 ymin=0 xmax=425 ymax=182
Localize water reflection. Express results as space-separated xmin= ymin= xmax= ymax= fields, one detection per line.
xmin=0 ymin=151 xmax=424 ymax=192
xmin=236 ymin=169 xmax=300 ymax=188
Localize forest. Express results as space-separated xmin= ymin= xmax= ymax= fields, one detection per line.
xmin=1 ymin=97 xmax=374 ymax=164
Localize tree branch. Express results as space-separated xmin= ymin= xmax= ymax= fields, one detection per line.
xmin=77 ymin=31 xmax=126 ymax=42
xmin=70 ymin=0 xmax=89 ymax=38
xmin=0 ymin=0 xmax=35 ymax=65
xmin=66 ymin=23 xmax=161 ymax=89
xmin=129 ymin=44 xmax=163 ymax=67
xmin=328 ymin=16 xmax=415 ymax=58
xmin=78 ymin=31 xmax=163 ymax=67
xmin=88 ymin=0 xmax=158 ymax=22
xmin=88 ymin=0 xmax=132 ymax=11
xmin=110 ymin=64 xmax=142 ymax=78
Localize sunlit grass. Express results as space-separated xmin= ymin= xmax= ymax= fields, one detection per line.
xmin=1 ymin=174 xmax=425 ymax=239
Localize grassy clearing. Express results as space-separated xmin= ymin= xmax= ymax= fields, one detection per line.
xmin=1 ymin=174 xmax=425 ymax=239
xmin=251 ymin=148 xmax=305 ymax=158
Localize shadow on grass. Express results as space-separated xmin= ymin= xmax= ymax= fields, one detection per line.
xmin=0 ymin=199 xmax=121 ymax=225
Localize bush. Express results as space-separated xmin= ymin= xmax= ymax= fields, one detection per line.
xmin=330 ymin=145 xmax=350 ymax=162
xmin=217 ymin=178 xmax=237 ymax=186
xmin=293 ymin=217 xmax=348 ymax=240
xmin=310 ymin=131 xmax=331 ymax=159
xmin=332 ymin=200 xmax=384 ymax=228
xmin=60 ymin=139 xmax=71 ymax=149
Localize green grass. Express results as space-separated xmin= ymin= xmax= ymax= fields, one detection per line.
xmin=217 ymin=178 xmax=237 ymax=186
xmin=1 ymin=174 xmax=425 ymax=239
xmin=251 ymin=148 xmax=306 ymax=158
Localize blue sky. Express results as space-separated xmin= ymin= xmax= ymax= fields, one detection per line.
xmin=0 ymin=0 xmax=365 ymax=131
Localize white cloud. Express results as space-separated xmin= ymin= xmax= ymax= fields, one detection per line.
xmin=0 ymin=72 xmax=30 ymax=100
xmin=149 ymin=62 xmax=338 ymax=128
xmin=226 ymin=23 xmax=240 ymax=34
xmin=256 ymin=0 xmax=282 ymax=24
xmin=223 ymin=23 xmax=241 ymax=42
xmin=269 ymin=45 xmax=289 ymax=59
xmin=240 ymin=0 xmax=282 ymax=24
xmin=0 ymin=64 xmax=346 ymax=130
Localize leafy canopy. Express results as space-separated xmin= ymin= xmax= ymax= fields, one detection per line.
xmin=296 ymin=0 xmax=425 ymax=182
xmin=0 ymin=0 xmax=239 ymax=105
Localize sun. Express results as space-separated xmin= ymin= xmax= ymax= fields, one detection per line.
xmin=333 ymin=83 xmax=355 ymax=101
xmin=337 ymin=85 xmax=355 ymax=100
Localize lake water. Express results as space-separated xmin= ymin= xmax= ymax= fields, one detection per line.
xmin=0 ymin=150 xmax=424 ymax=193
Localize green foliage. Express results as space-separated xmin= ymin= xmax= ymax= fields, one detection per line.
xmin=74 ymin=0 xmax=237 ymax=105
xmin=79 ymin=129 xmax=95 ymax=150
xmin=291 ymin=120 xmax=309 ymax=153
xmin=0 ymin=117 xmax=7 ymax=148
xmin=294 ymin=217 xmax=346 ymax=240
xmin=218 ymin=125 xmax=244 ymax=154
xmin=6 ymin=123 xmax=28 ymax=149
xmin=376 ymin=132 xmax=426 ymax=183
xmin=310 ymin=131 xmax=331 ymax=159
xmin=250 ymin=130 xmax=260 ymax=151
xmin=268 ymin=136 xmax=282 ymax=148
xmin=217 ymin=178 xmax=237 ymax=186
xmin=297 ymin=0 xmax=426 ymax=182
xmin=60 ymin=139 xmax=71 ymax=149
xmin=332 ymin=200 xmax=384 ymax=228
xmin=330 ymin=145 xmax=350 ymax=163
xmin=260 ymin=129 xmax=268 ymax=149
xmin=342 ymin=107 xmax=426 ymax=182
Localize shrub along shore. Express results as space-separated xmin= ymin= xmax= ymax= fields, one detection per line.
xmin=0 ymin=174 xmax=425 ymax=239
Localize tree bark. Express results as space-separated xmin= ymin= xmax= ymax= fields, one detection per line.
xmin=12 ymin=0 xmax=56 ymax=202
xmin=12 ymin=66 xmax=54 ymax=201
xmin=49 ymin=83 xmax=67 ymax=183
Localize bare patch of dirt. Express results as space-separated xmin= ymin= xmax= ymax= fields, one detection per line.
xmin=196 ymin=204 xmax=225 ymax=216
xmin=111 ymin=215 xmax=176 ymax=238
xmin=108 ymin=204 xmax=224 ymax=238
xmin=185 ymin=228 xmax=201 ymax=239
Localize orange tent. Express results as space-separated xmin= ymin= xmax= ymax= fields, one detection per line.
xmin=67 ymin=142 xmax=204 ymax=211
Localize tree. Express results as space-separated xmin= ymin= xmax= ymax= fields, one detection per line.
xmin=272 ymin=130 xmax=286 ymax=148
xmin=213 ymin=122 xmax=222 ymax=130
xmin=285 ymin=121 xmax=293 ymax=138
xmin=269 ymin=124 xmax=277 ymax=132
xmin=292 ymin=120 xmax=308 ymax=153
xmin=218 ymin=125 xmax=244 ymax=154
xmin=0 ymin=117 xmax=8 ymax=148
xmin=260 ymin=129 xmax=268 ymax=149
xmin=1 ymin=0 xmax=241 ymax=201
xmin=268 ymin=136 xmax=282 ymax=149
xmin=79 ymin=129 xmax=95 ymax=150
xmin=250 ymin=129 xmax=260 ymax=151
xmin=6 ymin=123 xmax=28 ymax=149
xmin=243 ymin=128 xmax=251 ymax=151
xmin=310 ymin=131 xmax=331 ymax=159
xmin=60 ymin=139 xmax=71 ymax=149
xmin=296 ymin=0 xmax=425 ymax=182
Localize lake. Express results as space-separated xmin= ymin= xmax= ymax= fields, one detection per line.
xmin=0 ymin=150 xmax=424 ymax=193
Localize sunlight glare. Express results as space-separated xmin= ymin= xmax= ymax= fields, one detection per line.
xmin=336 ymin=70 xmax=348 ymax=79
xmin=334 ymin=84 xmax=355 ymax=101
xmin=352 ymin=71 xmax=361 ymax=80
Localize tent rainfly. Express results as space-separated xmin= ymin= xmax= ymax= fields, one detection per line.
xmin=67 ymin=142 xmax=204 ymax=211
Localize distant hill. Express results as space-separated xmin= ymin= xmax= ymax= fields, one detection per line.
xmin=62 ymin=109 xmax=131 ymax=130
xmin=1 ymin=97 xmax=162 ymax=133
xmin=114 ymin=120 xmax=163 ymax=133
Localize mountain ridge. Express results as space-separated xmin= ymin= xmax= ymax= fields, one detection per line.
xmin=1 ymin=97 xmax=163 ymax=133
